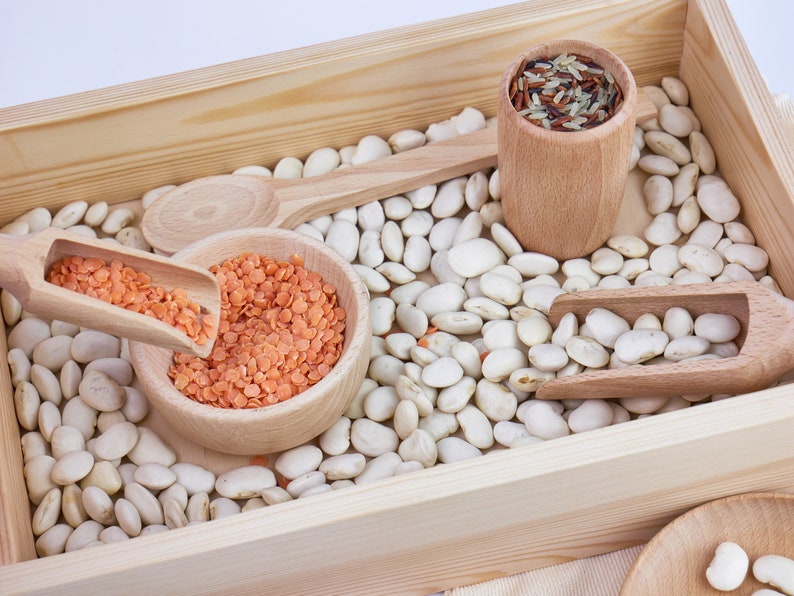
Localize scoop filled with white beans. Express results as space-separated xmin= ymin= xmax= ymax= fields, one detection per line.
xmin=4 ymin=77 xmax=790 ymax=558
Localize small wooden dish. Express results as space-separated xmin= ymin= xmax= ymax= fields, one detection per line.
xmin=128 ymin=227 xmax=371 ymax=455
xmin=621 ymin=492 xmax=794 ymax=595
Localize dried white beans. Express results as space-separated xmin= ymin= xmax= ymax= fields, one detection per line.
xmin=2 ymin=85 xmax=787 ymax=557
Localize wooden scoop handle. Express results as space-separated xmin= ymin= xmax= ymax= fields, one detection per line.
xmin=268 ymin=126 xmax=498 ymax=229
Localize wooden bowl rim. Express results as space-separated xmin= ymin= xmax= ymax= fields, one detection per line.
xmin=498 ymin=38 xmax=638 ymax=142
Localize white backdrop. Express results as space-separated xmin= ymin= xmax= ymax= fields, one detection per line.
xmin=0 ymin=0 xmax=792 ymax=108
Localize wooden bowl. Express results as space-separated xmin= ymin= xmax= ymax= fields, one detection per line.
xmin=129 ymin=227 xmax=371 ymax=455
xmin=621 ymin=492 xmax=794 ymax=595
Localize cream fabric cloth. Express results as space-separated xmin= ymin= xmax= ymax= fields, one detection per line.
xmin=446 ymin=545 xmax=644 ymax=596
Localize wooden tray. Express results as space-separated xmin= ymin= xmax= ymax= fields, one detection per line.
xmin=1 ymin=0 xmax=794 ymax=593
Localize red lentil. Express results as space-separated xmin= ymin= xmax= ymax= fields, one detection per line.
xmin=169 ymin=252 xmax=346 ymax=409
xmin=48 ymin=255 xmax=217 ymax=345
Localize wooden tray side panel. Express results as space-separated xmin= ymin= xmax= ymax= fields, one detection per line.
xmin=0 ymin=390 xmax=793 ymax=595
xmin=0 ymin=322 xmax=36 ymax=565
xmin=0 ymin=0 xmax=686 ymax=224
xmin=680 ymin=0 xmax=794 ymax=295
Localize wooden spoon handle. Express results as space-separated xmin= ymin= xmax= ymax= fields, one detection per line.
xmin=268 ymin=126 xmax=498 ymax=229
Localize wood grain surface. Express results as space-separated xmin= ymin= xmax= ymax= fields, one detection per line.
xmin=1 ymin=1 xmax=794 ymax=595
xmin=621 ymin=493 xmax=794 ymax=595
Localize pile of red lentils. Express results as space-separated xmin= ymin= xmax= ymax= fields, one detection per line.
xmin=169 ymin=252 xmax=346 ymax=409
xmin=48 ymin=256 xmax=217 ymax=345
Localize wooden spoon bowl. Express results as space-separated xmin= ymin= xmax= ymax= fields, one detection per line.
xmin=128 ymin=227 xmax=371 ymax=455
xmin=621 ymin=492 xmax=794 ymax=595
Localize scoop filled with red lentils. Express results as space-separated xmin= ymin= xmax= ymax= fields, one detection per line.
xmin=170 ymin=252 xmax=346 ymax=409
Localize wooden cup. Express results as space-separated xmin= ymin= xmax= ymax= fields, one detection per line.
xmin=497 ymin=39 xmax=638 ymax=260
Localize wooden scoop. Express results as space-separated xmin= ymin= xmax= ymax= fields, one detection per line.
xmin=535 ymin=281 xmax=794 ymax=400
xmin=0 ymin=227 xmax=220 ymax=357
xmin=141 ymin=90 xmax=661 ymax=256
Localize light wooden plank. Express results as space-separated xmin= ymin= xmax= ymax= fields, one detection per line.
xmin=0 ymin=0 xmax=686 ymax=223
xmin=0 ymin=322 xmax=36 ymax=565
xmin=680 ymin=0 xmax=794 ymax=295
xmin=0 ymin=388 xmax=793 ymax=594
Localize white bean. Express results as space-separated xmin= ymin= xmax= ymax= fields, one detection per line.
xmin=350 ymin=419 xmax=399 ymax=457
xmin=375 ymin=261 xmax=415 ymax=284
xmin=436 ymin=436 xmax=482 ymax=463
xmin=354 ymin=452 xmax=402 ymax=485
xmin=403 ymin=235 xmax=432 ymax=272
xmin=9 ymin=317 xmax=52 ymax=357
xmin=567 ymin=400 xmax=614 ymax=433
xmin=101 ymin=208 xmax=135 ymax=235
xmin=363 ymin=386 xmax=400 ymax=422
xmin=464 ymin=297 xmax=510 ymax=321
xmin=523 ymin=402 xmax=569 ymax=440
xmin=431 ymin=177 xmax=466 ymax=219
xmin=127 ymin=427 xmax=176 ymax=467
xmin=401 ymin=210 xmax=434 ymax=236
xmin=430 ymin=251 xmax=466 ymax=286
xmin=325 ymin=219 xmax=359 ymax=262
xmin=694 ymin=313 xmax=740 ymax=343
xmin=170 ymin=463 xmax=216 ymax=496
xmin=319 ymin=453 xmax=367 ymax=480
xmin=428 ymin=217 xmax=461 ymax=251
xmin=415 ymin=283 xmax=466 ymax=318
xmin=210 ymin=497 xmax=241 ymax=520
xmin=215 ymin=466 xmax=276 ymax=499
xmin=586 ymin=308 xmax=631 ymax=349
xmin=304 ymin=147 xmax=340 ymax=177
xmin=20 ymin=207 xmax=53 ymax=232
xmin=51 ymin=450 xmax=94 ymax=485
xmin=388 ymin=129 xmax=426 ymax=153
xmin=613 ymin=329 xmax=670 ymax=364
xmin=36 ymin=524 xmax=74 ymax=557
xmin=358 ymin=230 xmax=384 ymax=268
xmin=15 ymin=381 xmax=41 ymax=431
xmin=80 ymin=460 xmax=122 ymax=495
xmin=65 ymin=520 xmax=104 ymax=552
xmin=370 ymin=296 xmax=396 ymax=336
xmin=78 ymin=370 xmax=125 ymax=412
xmin=705 ymin=541 xmax=749 ymax=591
xmin=465 ymin=171 xmax=490 ymax=210
xmin=431 ymin=311 xmax=483 ymax=335
xmin=565 ymin=336 xmax=610 ymax=368
xmin=134 ymin=462 xmax=177 ymax=491
xmin=508 ymin=252 xmax=560 ymax=277
xmin=474 ymin=379 xmax=517 ymax=422
xmin=406 ymin=185 xmax=436 ymax=209
xmin=753 ymin=554 xmax=794 ymax=595
xmin=447 ymin=238 xmax=504 ymax=278
xmin=392 ymin=399 xmax=420 ymax=439
xmin=397 ymin=429 xmax=437 ymax=468
xmin=52 ymin=201 xmax=89 ymax=228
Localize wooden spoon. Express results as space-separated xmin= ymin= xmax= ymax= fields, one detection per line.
xmin=620 ymin=492 xmax=794 ymax=596
xmin=1 ymin=227 xmax=220 ymax=357
xmin=535 ymin=281 xmax=794 ymax=400
xmin=141 ymin=91 xmax=660 ymax=256
xmin=141 ymin=127 xmax=498 ymax=254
